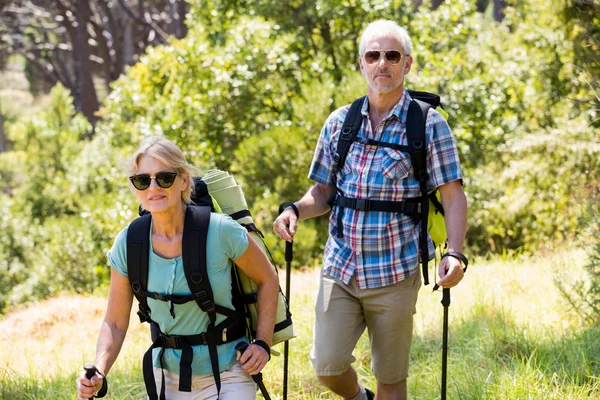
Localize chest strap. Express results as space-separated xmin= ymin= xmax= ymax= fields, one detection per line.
xmin=333 ymin=194 xmax=422 ymax=238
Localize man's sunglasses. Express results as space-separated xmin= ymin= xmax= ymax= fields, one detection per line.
xmin=129 ymin=171 xmax=178 ymax=191
xmin=363 ymin=50 xmax=405 ymax=65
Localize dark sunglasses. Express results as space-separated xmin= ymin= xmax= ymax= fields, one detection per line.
xmin=129 ymin=171 xmax=178 ymax=190
xmin=363 ymin=50 xmax=404 ymax=65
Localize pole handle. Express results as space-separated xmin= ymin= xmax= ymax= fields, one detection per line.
xmin=84 ymin=364 xmax=97 ymax=380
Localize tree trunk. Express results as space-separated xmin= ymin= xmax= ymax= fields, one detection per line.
xmin=171 ymin=0 xmax=188 ymax=39
xmin=476 ymin=0 xmax=490 ymax=13
xmin=412 ymin=0 xmax=423 ymax=10
xmin=494 ymin=0 xmax=507 ymax=22
xmin=73 ymin=0 xmax=99 ymax=125
xmin=431 ymin=0 xmax=444 ymax=10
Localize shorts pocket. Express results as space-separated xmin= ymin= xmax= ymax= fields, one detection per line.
xmin=381 ymin=148 xmax=411 ymax=180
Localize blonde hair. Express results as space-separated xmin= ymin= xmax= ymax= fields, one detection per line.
xmin=358 ymin=20 xmax=413 ymax=57
xmin=126 ymin=136 xmax=200 ymax=204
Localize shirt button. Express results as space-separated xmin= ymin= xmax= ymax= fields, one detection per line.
xmin=356 ymin=251 xmax=361 ymax=256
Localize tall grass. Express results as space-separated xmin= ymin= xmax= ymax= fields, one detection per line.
xmin=1 ymin=250 xmax=599 ymax=399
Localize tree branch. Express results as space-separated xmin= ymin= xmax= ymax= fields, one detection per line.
xmin=116 ymin=0 xmax=168 ymax=44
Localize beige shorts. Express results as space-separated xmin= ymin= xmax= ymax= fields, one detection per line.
xmin=152 ymin=362 xmax=256 ymax=400
xmin=310 ymin=270 xmax=421 ymax=384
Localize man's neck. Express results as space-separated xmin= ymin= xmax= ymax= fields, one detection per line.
xmin=368 ymin=86 xmax=404 ymax=115
xmin=367 ymin=86 xmax=405 ymax=125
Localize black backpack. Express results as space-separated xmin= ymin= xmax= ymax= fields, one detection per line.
xmin=330 ymin=90 xmax=446 ymax=286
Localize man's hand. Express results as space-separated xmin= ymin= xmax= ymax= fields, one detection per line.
xmin=436 ymin=255 xmax=465 ymax=288
xmin=273 ymin=207 xmax=298 ymax=242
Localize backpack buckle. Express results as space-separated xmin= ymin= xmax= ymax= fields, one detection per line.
xmin=201 ymin=300 xmax=216 ymax=314
xmin=355 ymin=198 xmax=371 ymax=211
xmin=137 ymin=309 xmax=151 ymax=323
xmin=161 ymin=334 xmax=183 ymax=349
xmin=195 ymin=291 xmax=207 ymax=301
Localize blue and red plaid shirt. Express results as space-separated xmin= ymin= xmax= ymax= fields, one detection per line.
xmin=308 ymin=90 xmax=463 ymax=289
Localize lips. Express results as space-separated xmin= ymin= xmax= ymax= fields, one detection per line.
xmin=148 ymin=195 xmax=166 ymax=201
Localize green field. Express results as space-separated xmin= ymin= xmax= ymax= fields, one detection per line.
xmin=1 ymin=249 xmax=598 ymax=399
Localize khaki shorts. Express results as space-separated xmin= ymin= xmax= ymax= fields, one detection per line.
xmin=310 ymin=270 xmax=421 ymax=384
xmin=152 ymin=362 xmax=256 ymax=400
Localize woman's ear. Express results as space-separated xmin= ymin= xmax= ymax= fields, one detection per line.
xmin=180 ymin=172 xmax=190 ymax=191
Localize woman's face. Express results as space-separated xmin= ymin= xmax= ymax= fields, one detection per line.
xmin=131 ymin=154 xmax=188 ymax=214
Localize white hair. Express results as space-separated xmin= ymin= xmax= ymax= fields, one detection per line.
xmin=358 ymin=20 xmax=413 ymax=57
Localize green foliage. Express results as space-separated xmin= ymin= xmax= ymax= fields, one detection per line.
xmin=0 ymin=85 xmax=112 ymax=310
xmin=99 ymin=16 xmax=302 ymax=169
xmin=1 ymin=0 xmax=599 ymax=307
xmin=556 ymin=194 xmax=600 ymax=325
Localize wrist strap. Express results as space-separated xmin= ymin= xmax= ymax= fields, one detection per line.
xmin=96 ymin=371 xmax=108 ymax=398
xmin=441 ymin=251 xmax=469 ymax=272
xmin=279 ymin=202 xmax=299 ymax=219
xmin=253 ymin=339 xmax=271 ymax=361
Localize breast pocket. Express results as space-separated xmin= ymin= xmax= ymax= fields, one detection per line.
xmin=381 ymin=148 xmax=411 ymax=180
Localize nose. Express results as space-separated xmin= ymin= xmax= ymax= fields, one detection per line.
xmin=148 ymin=177 xmax=160 ymax=190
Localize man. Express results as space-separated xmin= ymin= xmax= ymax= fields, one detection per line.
xmin=273 ymin=20 xmax=467 ymax=400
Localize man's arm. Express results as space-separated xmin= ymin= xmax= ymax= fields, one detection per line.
xmin=436 ymin=180 xmax=468 ymax=288
xmin=273 ymin=183 xmax=336 ymax=242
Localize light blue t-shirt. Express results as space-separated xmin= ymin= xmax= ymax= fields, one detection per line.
xmin=107 ymin=212 xmax=249 ymax=376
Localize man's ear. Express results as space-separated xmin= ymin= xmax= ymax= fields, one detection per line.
xmin=359 ymin=57 xmax=366 ymax=76
xmin=403 ymin=55 xmax=413 ymax=75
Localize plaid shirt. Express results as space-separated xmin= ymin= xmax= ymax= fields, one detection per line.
xmin=308 ymin=90 xmax=463 ymax=289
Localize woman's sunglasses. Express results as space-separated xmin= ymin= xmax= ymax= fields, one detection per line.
xmin=129 ymin=171 xmax=178 ymax=191
xmin=363 ymin=50 xmax=404 ymax=65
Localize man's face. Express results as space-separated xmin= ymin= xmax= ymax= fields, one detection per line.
xmin=359 ymin=34 xmax=412 ymax=95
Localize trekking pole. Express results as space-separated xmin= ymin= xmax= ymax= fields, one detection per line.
xmin=278 ymin=202 xmax=296 ymax=400
xmin=283 ymin=239 xmax=293 ymax=400
xmin=441 ymin=288 xmax=450 ymax=400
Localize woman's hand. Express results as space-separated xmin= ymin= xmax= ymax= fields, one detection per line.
xmin=76 ymin=370 xmax=103 ymax=399
xmin=236 ymin=342 xmax=270 ymax=375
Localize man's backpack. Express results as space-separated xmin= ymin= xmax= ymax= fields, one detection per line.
xmin=331 ymin=90 xmax=448 ymax=286
xmin=126 ymin=171 xmax=293 ymax=400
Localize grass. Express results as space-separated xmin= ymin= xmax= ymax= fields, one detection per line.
xmin=1 ymin=249 xmax=599 ymax=399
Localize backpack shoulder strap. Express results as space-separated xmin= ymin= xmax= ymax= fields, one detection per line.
xmin=182 ymin=205 xmax=215 ymax=313
xmin=406 ymin=99 xmax=431 ymax=182
xmin=126 ymin=213 xmax=153 ymax=322
xmin=181 ymin=205 xmax=224 ymax=392
xmin=406 ymin=98 xmax=433 ymax=285
xmin=332 ymin=96 xmax=366 ymax=184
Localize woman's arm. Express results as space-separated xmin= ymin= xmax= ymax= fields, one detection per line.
xmin=233 ymin=234 xmax=279 ymax=374
xmin=76 ymin=268 xmax=134 ymax=399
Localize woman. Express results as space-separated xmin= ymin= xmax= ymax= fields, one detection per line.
xmin=76 ymin=137 xmax=279 ymax=399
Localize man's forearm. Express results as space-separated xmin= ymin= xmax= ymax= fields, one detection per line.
xmin=294 ymin=183 xmax=335 ymax=220
xmin=443 ymin=191 xmax=467 ymax=252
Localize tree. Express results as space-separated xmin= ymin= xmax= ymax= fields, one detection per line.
xmin=493 ymin=0 xmax=507 ymax=21
xmin=0 ymin=0 xmax=190 ymax=125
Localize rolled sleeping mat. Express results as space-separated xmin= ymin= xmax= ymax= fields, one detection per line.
xmin=202 ymin=169 xmax=295 ymax=346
